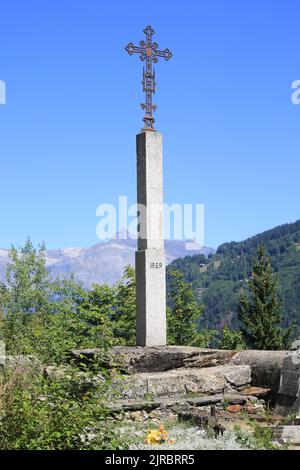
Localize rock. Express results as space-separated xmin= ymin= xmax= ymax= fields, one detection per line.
xmin=121 ymin=369 xmax=222 ymax=399
xmin=221 ymin=395 xmax=251 ymax=405
xmin=68 ymin=346 xmax=235 ymax=375
xmin=44 ymin=365 xmax=72 ymax=379
xmin=148 ymin=408 xmax=178 ymax=423
xmin=2 ymin=355 xmax=43 ymax=374
xmin=244 ymin=403 xmax=264 ymax=414
xmin=110 ymin=346 xmax=235 ymax=374
xmin=68 ymin=346 xmax=299 ymax=415
xmin=114 ymin=413 xmax=124 ymax=421
xmin=130 ymin=410 xmax=148 ymax=421
xmin=178 ymin=408 xmax=210 ymax=427
xmin=239 ymin=386 xmax=271 ymax=397
xmin=178 ymin=405 xmax=225 ymax=436
xmin=183 ymin=350 xmax=236 ymax=369
xmin=232 ymin=350 xmax=290 ymax=400
xmin=280 ymin=426 xmax=300 ymax=445
xmin=226 ymin=405 xmax=242 ymax=413
xmin=186 ymin=395 xmax=222 ymax=406
xmin=107 ymin=399 xmax=160 ymax=413
xmin=107 ymin=392 xmax=258 ymax=415
xmin=119 ymin=365 xmax=251 ymax=400
xmin=68 ymin=348 xmax=111 ymax=367
xmin=222 ymin=365 xmax=251 ymax=388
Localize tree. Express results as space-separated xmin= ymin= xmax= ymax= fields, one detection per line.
xmin=0 ymin=239 xmax=129 ymax=450
xmin=0 ymin=238 xmax=115 ymax=363
xmin=238 ymin=245 xmax=295 ymax=350
xmin=1 ymin=237 xmax=51 ymax=316
xmin=220 ymin=327 xmax=246 ymax=350
xmin=112 ymin=266 xmax=136 ymax=345
xmin=167 ymin=269 xmax=204 ymax=345
xmin=0 ymin=238 xmax=53 ymax=355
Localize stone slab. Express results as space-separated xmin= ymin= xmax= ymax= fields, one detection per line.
xmin=117 ymin=365 xmax=251 ymax=400
xmin=111 ymin=346 xmax=235 ymax=374
xmin=107 ymin=393 xmax=256 ymax=414
xmin=281 ymin=426 xmax=300 ymax=445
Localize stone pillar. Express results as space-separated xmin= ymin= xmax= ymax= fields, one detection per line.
xmin=135 ymin=131 xmax=166 ymax=347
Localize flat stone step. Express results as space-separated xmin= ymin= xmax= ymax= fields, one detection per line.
xmin=117 ymin=365 xmax=252 ymax=400
xmin=107 ymin=393 xmax=257 ymax=414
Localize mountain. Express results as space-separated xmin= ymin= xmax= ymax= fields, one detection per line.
xmin=168 ymin=220 xmax=300 ymax=330
xmin=0 ymin=238 xmax=214 ymax=287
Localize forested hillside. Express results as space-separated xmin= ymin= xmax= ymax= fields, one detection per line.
xmin=167 ymin=220 xmax=300 ymax=330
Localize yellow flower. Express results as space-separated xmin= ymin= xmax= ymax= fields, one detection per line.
xmin=144 ymin=424 xmax=172 ymax=445
xmin=145 ymin=429 xmax=163 ymax=445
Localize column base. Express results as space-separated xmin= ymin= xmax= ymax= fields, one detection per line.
xmin=135 ymin=249 xmax=167 ymax=347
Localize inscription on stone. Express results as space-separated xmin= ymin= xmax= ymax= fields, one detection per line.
xmin=150 ymin=262 xmax=163 ymax=269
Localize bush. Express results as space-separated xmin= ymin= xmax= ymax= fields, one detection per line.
xmin=0 ymin=240 xmax=138 ymax=364
xmin=0 ymin=362 xmax=127 ymax=450
xmin=220 ymin=327 xmax=246 ymax=350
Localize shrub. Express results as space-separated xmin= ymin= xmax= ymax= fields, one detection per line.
xmin=0 ymin=362 xmax=127 ymax=450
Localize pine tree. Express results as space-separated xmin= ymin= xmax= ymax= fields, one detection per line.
xmin=238 ymin=245 xmax=295 ymax=350
xmin=167 ymin=270 xmax=203 ymax=345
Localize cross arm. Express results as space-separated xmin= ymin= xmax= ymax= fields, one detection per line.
xmin=125 ymin=43 xmax=145 ymax=60
xmin=154 ymin=48 xmax=173 ymax=61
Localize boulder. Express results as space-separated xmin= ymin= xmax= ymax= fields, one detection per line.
xmin=232 ymin=350 xmax=290 ymax=400
xmin=69 ymin=346 xmax=235 ymax=374
xmin=1 ymin=355 xmax=43 ymax=374
xmin=68 ymin=348 xmax=111 ymax=367
xmin=117 ymin=364 xmax=251 ymax=400
xmin=113 ymin=346 xmax=235 ymax=374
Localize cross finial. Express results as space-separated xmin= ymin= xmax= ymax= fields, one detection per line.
xmin=125 ymin=26 xmax=173 ymax=131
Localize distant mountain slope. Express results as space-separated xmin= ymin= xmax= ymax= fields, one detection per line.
xmin=0 ymin=239 xmax=214 ymax=287
xmin=168 ymin=220 xmax=300 ymax=330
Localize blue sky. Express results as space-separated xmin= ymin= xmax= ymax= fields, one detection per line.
xmin=0 ymin=0 xmax=299 ymax=250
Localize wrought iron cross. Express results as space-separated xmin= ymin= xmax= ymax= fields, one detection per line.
xmin=125 ymin=26 xmax=172 ymax=131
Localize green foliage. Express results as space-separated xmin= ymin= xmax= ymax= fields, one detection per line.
xmin=190 ymin=328 xmax=218 ymax=348
xmin=238 ymin=246 xmax=295 ymax=350
xmin=220 ymin=327 xmax=246 ymax=350
xmin=0 ymin=238 xmax=53 ymax=356
xmin=112 ymin=266 xmax=136 ymax=345
xmin=0 ymin=238 xmax=134 ymax=450
xmin=234 ymin=422 xmax=288 ymax=450
xmin=167 ymin=219 xmax=300 ymax=335
xmin=0 ymin=240 xmax=137 ymax=364
xmin=0 ymin=364 xmax=127 ymax=450
xmin=167 ymin=270 xmax=204 ymax=345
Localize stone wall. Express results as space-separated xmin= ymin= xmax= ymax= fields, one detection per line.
xmin=69 ymin=347 xmax=298 ymax=413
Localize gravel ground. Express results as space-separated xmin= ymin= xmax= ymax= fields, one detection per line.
xmin=118 ymin=422 xmax=247 ymax=451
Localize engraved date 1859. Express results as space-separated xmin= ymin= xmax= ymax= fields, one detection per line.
xmin=150 ymin=262 xmax=163 ymax=269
